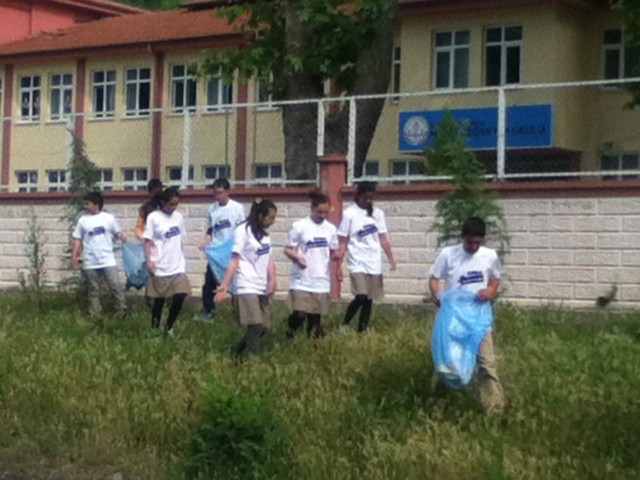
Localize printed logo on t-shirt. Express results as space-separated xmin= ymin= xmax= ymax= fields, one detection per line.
xmin=165 ymin=226 xmax=181 ymax=239
xmin=357 ymin=224 xmax=378 ymax=238
xmin=459 ymin=271 xmax=484 ymax=285
xmin=256 ymin=245 xmax=270 ymax=256
xmin=88 ymin=226 xmax=106 ymax=237
xmin=214 ymin=220 xmax=232 ymax=231
xmin=306 ymin=237 xmax=328 ymax=249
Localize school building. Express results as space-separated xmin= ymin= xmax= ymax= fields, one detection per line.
xmin=0 ymin=0 xmax=637 ymax=193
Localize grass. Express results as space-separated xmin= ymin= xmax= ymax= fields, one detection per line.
xmin=0 ymin=292 xmax=640 ymax=479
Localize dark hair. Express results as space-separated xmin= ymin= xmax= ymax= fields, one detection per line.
xmin=159 ymin=187 xmax=180 ymax=206
xmin=83 ymin=191 xmax=104 ymax=210
xmin=147 ymin=178 xmax=163 ymax=192
xmin=355 ymin=181 xmax=376 ymax=217
xmin=309 ymin=189 xmax=330 ymax=209
xmin=461 ymin=217 xmax=486 ymax=237
xmin=211 ymin=178 xmax=231 ymax=190
xmin=246 ymin=198 xmax=277 ymax=239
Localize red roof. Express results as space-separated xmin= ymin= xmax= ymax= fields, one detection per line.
xmin=0 ymin=8 xmax=244 ymax=58
xmin=48 ymin=0 xmax=147 ymax=15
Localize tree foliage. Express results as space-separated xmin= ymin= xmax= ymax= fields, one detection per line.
xmin=616 ymin=0 xmax=640 ymax=105
xmin=424 ymin=111 xmax=509 ymax=257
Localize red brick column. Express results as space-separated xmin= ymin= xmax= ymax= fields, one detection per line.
xmin=319 ymin=153 xmax=346 ymax=298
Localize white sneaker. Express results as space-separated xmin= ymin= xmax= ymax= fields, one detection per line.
xmin=164 ymin=328 xmax=176 ymax=339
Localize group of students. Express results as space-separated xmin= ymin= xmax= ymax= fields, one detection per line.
xmin=71 ymin=178 xmax=505 ymax=415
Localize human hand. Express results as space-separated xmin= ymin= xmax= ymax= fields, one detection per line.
xmin=214 ymin=285 xmax=229 ymax=302
xmin=389 ymin=258 xmax=397 ymax=271
xmin=71 ymin=258 xmax=80 ymax=268
xmin=295 ymin=254 xmax=307 ymax=269
xmin=476 ymin=288 xmax=496 ymax=302
xmin=146 ymin=261 xmax=156 ymax=274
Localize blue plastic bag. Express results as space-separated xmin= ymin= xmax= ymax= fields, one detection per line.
xmin=204 ymin=237 xmax=235 ymax=294
xmin=122 ymin=242 xmax=148 ymax=290
xmin=431 ymin=289 xmax=494 ymax=389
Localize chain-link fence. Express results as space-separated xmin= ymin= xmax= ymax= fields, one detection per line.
xmin=2 ymin=77 xmax=640 ymax=192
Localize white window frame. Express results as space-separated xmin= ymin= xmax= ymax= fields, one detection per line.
xmin=206 ymin=75 xmax=233 ymax=113
xmin=601 ymin=153 xmax=640 ymax=180
xmin=16 ymin=170 xmax=38 ymax=192
xmin=49 ymin=73 xmax=73 ymax=122
xmin=171 ymin=64 xmax=197 ymax=114
xmin=601 ymin=29 xmax=640 ymax=82
xmin=99 ymin=169 xmax=113 ymax=191
xmin=92 ymin=69 xmax=116 ymax=118
xmin=391 ymin=46 xmax=401 ymax=101
xmin=203 ymin=165 xmax=231 ymax=181
xmin=167 ymin=165 xmax=195 ymax=188
xmin=391 ymin=159 xmax=423 ymax=179
xmin=47 ymin=169 xmax=67 ymax=191
xmin=122 ymin=168 xmax=148 ymax=190
xmin=433 ymin=30 xmax=470 ymax=90
xmin=19 ymin=75 xmax=41 ymax=122
xmin=256 ymin=74 xmax=276 ymax=111
xmin=125 ymin=67 xmax=151 ymax=117
xmin=254 ymin=163 xmax=282 ymax=186
xmin=485 ymin=25 xmax=523 ymax=86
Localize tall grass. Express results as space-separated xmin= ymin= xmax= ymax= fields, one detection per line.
xmin=0 ymin=293 xmax=639 ymax=479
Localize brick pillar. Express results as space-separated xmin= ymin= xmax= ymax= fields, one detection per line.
xmin=319 ymin=153 xmax=346 ymax=298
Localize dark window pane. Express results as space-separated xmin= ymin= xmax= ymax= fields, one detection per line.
xmin=48 ymin=171 xmax=58 ymax=182
xmin=187 ymin=79 xmax=197 ymax=106
xmin=33 ymin=76 xmax=40 ymax=87
xmin=435 ymin=31 xmax=452 ymax=47
xmin=126 ymin=69 xmax=137 ymax=81
xmin=137 ymin=169 xmax=147 ymax=181
xmin=486 ymin=27 xmax=502 ymax=43
xmin=103 ymin=170 xmax=113 ymax=181
xmin=393 ymin=64 xmax=401 ymax=93
xmin=453 ymin=48 xmax=469 ymax=88
xmin=169 ymin=168 xmax=181 ymax=180
xmin=95 ymin=87 xmax=104 ymax=112
xmin=124 ymin=170 xmax=134 ymax=181
xmin=272 ymin=165 xmax=282 ymax=178
xmin=486 ymin=45 xmax=502 ymax=85
xmin=392 ymin=162 xmax=407 ymax=175
xmin=51 ymin=75 xmax=61 ymax=86
xmin=256 ymin=165 xmax=268 ymax=178
xmin=622 ymin=154 xmax=639 ymax=170
xmin=107 ymin=70 xmax=116 ymax=82
xmin=173 ymin=65 xmax=184 ymax=77
xmin=94 ymin=71 xmax=104 ymax=83
xmin=455 ymin=30 xmax=470 ymax=45
xmin=29 ymin=172 xmax=38 ymax=183
xmin=126 ymin=84 xmax=137 ymax=111
xmin=63 ymin=90 xmax=72 ymax=113
xmin=604 ymin=29 xmax=622 ymax=45
xmin=106 ymin=85 xmax=115 ymax=112
xmin=139 ymin=83 xmax=150 ymax=111
xmin=207 ymin=79 xmax=220 ymax=105
xmin=364 ymin=161 xmax=379 ymax=176
xmin=408 ymin=161 xmax=423 ymax=175
xmin=140 ymin=68 xmax=151 ymax=80
xmin=625 ymin=46 xmax=640 ymax=77
xmin=63 ymin=74 xmax=72 ymax=84
xmin=51 ymin=90 xmax=61 ymax=117
xmin=506 ymin=46 xmax=521 ymax=84
xmin=173 ymin=82 xmax=185 ymax=108
xmin=394 ymin=46 xmax=401 ymax=61
xmin=223 ymin=84 xmax=233 ymax=104
xmin=436 ymin=51 xmax=450 ymax=88
xmin=33 ymin=90 xmax=40 ymax=117
xmin=505 ymin=26 xmax=522 ymax=41
xmin=604 ymin=50 xmax=621 ymax=79
xmin=20 ymin=77 xmax=31 ymax=88
xmin=205 ymin=167 xmax=215 ymax=179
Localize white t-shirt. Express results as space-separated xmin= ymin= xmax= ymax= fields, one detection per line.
xmin=206 ymin=199 xmax=245 ymax=242
xmin=232 ymin=223 xmax=272 ymax=295
xmin=287 ymin=216 xmax=339 ymax=293
xmin=337 ymin=203 xmax=388 ymax=275
xmin=430 ymin=245 xmax=502 ymax=294
xmin=143 ymin=210 xmax=187 ymax=277
xmin=72 ymin=211 xmax=122 ymax=270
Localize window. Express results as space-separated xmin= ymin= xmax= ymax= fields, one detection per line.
xmin=434 ymin=30 xmax=470 ymax=89
xmin=100 ymin=169 xmax=113 ymax=191
xmin=20 ymin=75 xmax=41 ymax=122
xmin=364 ymin=161 xmax=379 ymax=176
xmin=485 ymin=26 xmax=522 ymax=86
xmin=204 ymin=165 xmax=231 ymax=181
xmin=47 ymin=170 xmax=67 ymax=191
xmin=602 ymin=29 xmax=640 ymax=81
xmin=391 ymin=46 xmax=401 ymax=100
xmin=207 ymin=76 xmax=233 ymax=112
xmin=171 ymin=64 xmax=196 ymax=113
xmin=122 ymin=168 xmax=147 ymax=190
xmin=601 ymin=153 xmax=639 ymax=180
xmin=125 ymin=67 xmax=151 ymax=117
xmin=255 ymin=163 xmax=282 ymax=185
xmin=167 ymin=166 xmax=195 ymax=188
xmin=92 ymin=70 xmax=116 ymax=118
xmin=391 ymin=160 xmax=423 ymax=176
xmin=49 ymin=73 xmax=73 ymax=121
xmin=16 ymin=171 xmax=38 ymax=192
xmin=257 ymin=74 xmax=276 ymax=110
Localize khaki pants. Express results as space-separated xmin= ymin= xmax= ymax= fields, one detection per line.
xmin=477 ymin=331 xmax=505 ymax=416
xmin=85 ymin=267 xmax=127 ymax=316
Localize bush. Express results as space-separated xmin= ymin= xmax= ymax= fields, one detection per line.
xmin=183 ymin=378 xmax=292 ymax=480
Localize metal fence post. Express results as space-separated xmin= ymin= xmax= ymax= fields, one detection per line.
xmin=497 ymin=87 xmax=506 ymax=180
xmin=347 ymin=98 xmax=356 ymax=186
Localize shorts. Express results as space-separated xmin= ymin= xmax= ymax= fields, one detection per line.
xmin=234 ymin=294 xmax=273 ymax=327
xmin=350 ymin=273 xmax=384 ymax=300
xmin=146 ymin=273 xmax=191 ymax=298
xmin=289 ymin=290 xmax=331 ymax=315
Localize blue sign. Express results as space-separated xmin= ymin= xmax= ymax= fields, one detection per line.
xmin=398 ymin=104 xmax=553 ymax=152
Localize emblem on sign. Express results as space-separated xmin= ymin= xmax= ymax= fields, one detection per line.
xmin=403 ymin=115 xmax=429 ymax=146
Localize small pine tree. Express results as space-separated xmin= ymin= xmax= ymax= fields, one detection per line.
xmin=66 ymin=131 xmax=101 ymax=220
xmin=423 ymin=111 xmax=509 ymax=257
xmin=19 ymin=207 xmax=47 ymax=293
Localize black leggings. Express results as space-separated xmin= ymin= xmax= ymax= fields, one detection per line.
xmin=343 ymin=294 xmax=373 ymax=332
xmin=234 ymin=325 xmax=269 ymax=356
xmin=151 ymin=294 xmax=187 ymax=330
xmin=287 ymin=311 xmax=324 ymax=338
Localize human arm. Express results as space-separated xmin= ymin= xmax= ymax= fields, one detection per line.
xmin=334 ymin=236 xmax=348 ymax=282
xmin=477 ymin=278 xmax=501 ymax=302
xmin=214 ymin=253 xmax=240 ymax=302
xmin=71 ymin=239 xmax=82 ymax=268
xmin=267 ymin=256 xmax=277 ymax=294
xmin=200 ymin=231 xmax=213 ymax=251
xmin=143 ymin=239 xmax=155 ymax=273
xmin=135 ymin=215 xmax=145 ymax=240
xmin=284 ymin=246 xmax=307 ymax=269
xmin=428 ymin=276 xmax=442 ymax=307
xmin=379 ymin=233 xmax=396 ymax=271
xmin=116 ymin=231 xmax=127 ymax=243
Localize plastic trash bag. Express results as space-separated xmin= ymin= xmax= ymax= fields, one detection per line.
xmin=431 ymin=289 xmax=494 ymax=390
xmin=122 ymin=242 xmax=148 ymax=290
xmin=204 ymin=237 xmax=235 ymax=294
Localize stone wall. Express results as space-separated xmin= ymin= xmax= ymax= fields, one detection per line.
xmin=2 ymin=188 xmax=640 ymax=309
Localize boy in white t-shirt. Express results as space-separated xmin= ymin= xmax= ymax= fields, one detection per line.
xmin=200 ymin=178 xmax=245 ymax=319
xmin=71 ymin=192 xmax=127 ymax=316
xmin=428 ymin=217 xmax=504 ymax=416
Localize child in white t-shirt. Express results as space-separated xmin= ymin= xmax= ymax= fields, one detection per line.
xmin=199 ymin=178 xmax=245 ymax=319
xmin=71 ymin=192 xmax=127 ymax=316
xmin=285 ymin=190 xmax=338 ymax=339
xmin=336 ymin=182 xmax=396 ymax=332
xmin=216 ymin=199 xmax=277 ymax=357
xmin=429 ymin=217 xmax=504 ymax=416
xmin=143 ymin=188 xmax=191 ymax=337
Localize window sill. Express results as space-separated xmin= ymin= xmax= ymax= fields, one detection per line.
xmin=88 ymin=116 xmax=115 ymax=122
xmin=203 ymin=108 xmax=234 ymax=116
xmin=15 ymin=120 xmax=41 ymax=126
xmin=123 ymin=113 xmax=151 ymax=120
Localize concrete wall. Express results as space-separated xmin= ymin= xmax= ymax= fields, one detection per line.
xmin=3 ymin=187 xmax=640 ymax=309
